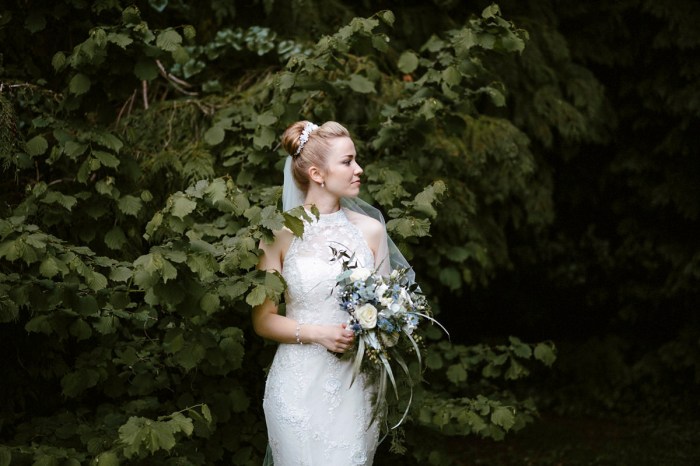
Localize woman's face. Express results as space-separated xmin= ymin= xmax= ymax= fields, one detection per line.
xmin=321 ymin=136 xmax=363 ymax=198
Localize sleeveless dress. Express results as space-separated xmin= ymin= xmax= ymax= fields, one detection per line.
xmin=263 ymin=208 xmax=380 ymax=465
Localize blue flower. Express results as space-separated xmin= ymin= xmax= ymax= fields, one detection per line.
xmin=377 ymin=317 xmax=395 ymax=333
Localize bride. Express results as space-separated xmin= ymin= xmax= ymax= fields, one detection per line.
xmin=253 ymin=121 xmax=400 ymax=465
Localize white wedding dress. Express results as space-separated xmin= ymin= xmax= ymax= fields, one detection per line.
xmin=263 ymin=208 xmax=380 ymax=465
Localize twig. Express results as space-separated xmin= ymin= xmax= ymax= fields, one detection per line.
xmin=155 ymin=59 xmax=192 ymax=88
xmin=116 ymin=89 xmax=138 ymax=125
xmin=164 ymin=105 xmax=176 ymax=148
xmin=127 ymin=88 xmax=136 ymax=116
xmin=191 ymin=99 xmax=214 ymax=116
xmin=142 ymin=80 xmax=149 ymax=110
xmin=48 ymin=177 xmax=75 ymax=186
xmin=155 ymin=59 xmax=198 ymax=96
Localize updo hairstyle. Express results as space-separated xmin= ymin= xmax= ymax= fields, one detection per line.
xmin=281 ymin=121 xmax=350 ymax=190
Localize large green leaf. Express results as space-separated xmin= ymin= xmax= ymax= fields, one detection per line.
xmin=446 ymin=363 xmax=468 ymax=384
xmin=39 ymin=256 xmax=61 ymax=278
xmin=105 ymin=226 xmax=128 ymax=250
xmin=26 ymin=135 xmax=48 ymax=156
xmin=171 ymin=196 xmax=197 ymax=219
xmin=397 ymin=51 xmax=419 ymax=74
xmin=245 ymin=285 xmax=267 ymax=307
xmin=348 ymin=74 xmax=375 ymax=93
xmin=94 ymin=452 xmax=119 ymax=466
xmin=204 ymin=126 xmax=225 ymax=146
xmin=118 ymin=195 xmax=142 ymax=216
xmin=156 ymin=29 xmax=182 ymax=52
xmin=93 ymin=150 xmax=120 ymax=168
xmin=200 ymin=292 xmax=220 ymax=314
xmin=69 ymin=73 xmax=91 ymax=95
xmin=107 ymin=32 xmax=133 ymax=49
xmin=490 ymin=406 xmax=515 ymax=430
xmin=134 ymin=59 xmax=158 ymax=80
xmin=534 ymin=342 xmax=557 ymax=366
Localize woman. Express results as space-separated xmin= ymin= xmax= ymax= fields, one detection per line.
xmin=253 ymin=121 xmax=393 ymax=465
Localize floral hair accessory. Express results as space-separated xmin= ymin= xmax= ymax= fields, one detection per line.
xmin=294 ymin=121 xmax=319 ymax=156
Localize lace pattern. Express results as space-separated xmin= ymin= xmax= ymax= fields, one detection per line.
xmin=263 ymin=208 xmax=379 ymax=465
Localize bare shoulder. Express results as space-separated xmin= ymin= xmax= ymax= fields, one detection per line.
xmin=345 ymin=208 xmax=383 ymax=231
xmin=344 ymin=208 xmax=384 ymax=251
xmin=258 ymin=227 xmax=295 ymax=272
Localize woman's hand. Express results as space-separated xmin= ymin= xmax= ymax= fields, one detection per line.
xmin=308 ymin=323 xmax=355 ymax=353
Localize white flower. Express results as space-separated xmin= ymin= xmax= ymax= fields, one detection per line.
xmin=389 ymin=302 xmax=403 ymax=314
xmin=399 ymin=288 xmax=413 ymax=307
xmin=402 ymin=314 xmax=419 ymax=335
xmin=380 ymin=296 xmax=393 ymax=308
xmin=356 ymin=303 xmax=378 ymax=329
xmin=375 ymin=283 xmax=392 ymax=307
xmin=350 ymin=267 xmax=371 ymax=282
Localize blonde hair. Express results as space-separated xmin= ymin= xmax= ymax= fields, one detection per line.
xmin=281 ymin=121 xmax=350 ymax=190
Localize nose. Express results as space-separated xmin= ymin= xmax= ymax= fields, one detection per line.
xmin=354 ymin=161 xmax=363 ymax=175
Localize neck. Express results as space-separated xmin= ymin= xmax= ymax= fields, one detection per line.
xmin=304 ymin=189 xmax=340 ymax=214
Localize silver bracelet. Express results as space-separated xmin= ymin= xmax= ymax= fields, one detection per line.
xmin=295 ymin=323 xmax=303 ymax=345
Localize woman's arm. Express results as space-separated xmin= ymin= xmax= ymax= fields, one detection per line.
xmin=251 ymin=231 xmax=355 ymax=352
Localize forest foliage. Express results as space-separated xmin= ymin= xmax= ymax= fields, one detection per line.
xmin=1 ymin=0 xmax=698 ymax=465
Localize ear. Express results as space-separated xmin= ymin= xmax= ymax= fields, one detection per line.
xmin=307 ymin=165 xmax=324 ymax=185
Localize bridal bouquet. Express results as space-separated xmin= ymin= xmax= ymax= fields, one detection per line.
xmin=331 ymin=249 xmax=446 ymax=428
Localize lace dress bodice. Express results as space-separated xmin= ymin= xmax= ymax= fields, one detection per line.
xmin=263 ymin=208 xmax=379 ymax=466
xmin=283 ymin=208 xmax=375 ymax=326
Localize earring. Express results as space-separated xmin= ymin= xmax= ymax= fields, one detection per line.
xmin=321 ymin=181 xmax=325 ymax=188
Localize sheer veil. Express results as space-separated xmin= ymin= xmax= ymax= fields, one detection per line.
xmin=282 ymin=156 xmax=305 ymax=213
xmin=282 ymin=155 xmax=415 ymax=282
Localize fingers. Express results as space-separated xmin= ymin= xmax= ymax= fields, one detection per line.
xmin=335 ymin=333 xmax=354 ymax=353
xmin=335 ymin=342 xmax=351 ymax=353
xmin=323 ymin=324 xmax=355 ymax=353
